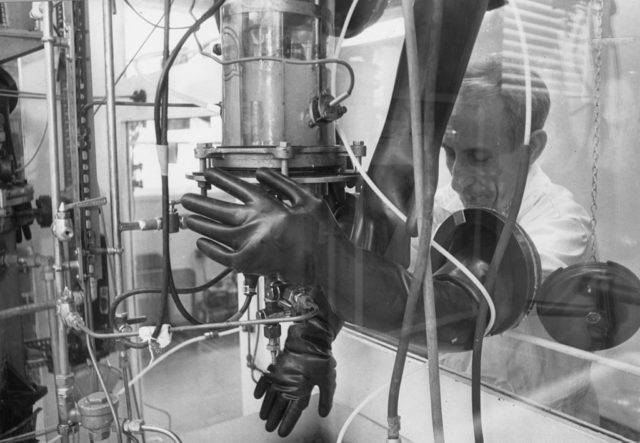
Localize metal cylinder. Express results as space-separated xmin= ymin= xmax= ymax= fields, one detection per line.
xmin=77 ymin=392 xmax=119 ymax=441
xmin=220 ymin=0 xmax=335 ymax=148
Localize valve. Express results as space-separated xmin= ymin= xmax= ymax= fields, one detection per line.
xmin=308 ymin=92 xmax=347 ymax=127
xmin=58 ymin=287 xmax=85 ymax=331
xmin=52 ymin=210 xmax=74 ymax=242
xmin=53 ymin=197 xmax=107 ymax=242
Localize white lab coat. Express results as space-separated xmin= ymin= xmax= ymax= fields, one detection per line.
xmin=412 ymin=163 xmax=599 ymax=424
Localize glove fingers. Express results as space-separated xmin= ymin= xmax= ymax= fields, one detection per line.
xmin=278 ymin=396 xmax=309 ymax=437
xmin=318 ymin=381 xmax=335 ymax=417
xmin=259 ymin=389 xmax=278 ymax=421
xmin=254 ymin=375 xmax=269 ymax=400
xmin=203 ymin=168 xmax=267 ymax=203
xmin=265 ymin=395 xmax=289 ymax=433
xmin=256 ymin=168 xmax=308 ymax=206
xmin=185 ymin=215 xmax=245 ymax=249
xmin=195 ymin=238 xmax=236 ymax=267
xmin=181 ymin=193 xmax=246 ymax=226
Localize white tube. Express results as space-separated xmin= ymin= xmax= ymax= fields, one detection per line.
xmin=509 ymin=0 xmax=533 ymax=146
xmin=504 ymin=331 xmax=640 ymax=378
xmin=336 ymin=125 xmax=497 ymax=334
xmin=116 ymin=328 xmax=240 ymax=397
xmin=336 ymin=364 xmax=427 ymax=443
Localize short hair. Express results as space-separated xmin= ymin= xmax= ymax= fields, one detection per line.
xmin=458 ymin=55 xmax=551 ymax=144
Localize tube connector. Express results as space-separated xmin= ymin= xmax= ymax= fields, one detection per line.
xmin=62 ymin=311 xmax=85 ymax=331
xmin=58 ymin=288 xmax=86 ymax=331
xmin=387 ymin=416 xmax=401 ymax=441
xmin=123 ymin=418 xmax=144 ymax=434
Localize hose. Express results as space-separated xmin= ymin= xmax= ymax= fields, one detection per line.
xmin=470 ymin=147 xmax=530 ymax=443
xmin=152 ymin=0 xmax=226 ymax=338
xmin=471 ymin=1 xmax=533 ymax=441
xmin=153 ymin=0 xmax=173 ymax=339
xmin=109 ymin=267 xmax=234 ymax=330
xmin=386 ymin=0 xmax=444 ymax=440
xmin=0 ymin=301 xmax=56 ymax=320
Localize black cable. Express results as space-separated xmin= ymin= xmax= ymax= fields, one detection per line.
xmin=227 ymin=290 xmax=254 ymax=322
xmin=155 ymin=176 xmax=171 ymax=338
xmin=168 ymin=263 xmax=201 ymax=325
xmin=152 ymin=0 xmax=225 ymax=338
xmin=109 ymin=267 xmax=234 ymax=330
xmin=153 ymin=0 xmax=173 ymax=339
xmin=471 ymin=145 xmax=531 ymax=443
xmin=153 ymin=0 xmax=225 ymax=140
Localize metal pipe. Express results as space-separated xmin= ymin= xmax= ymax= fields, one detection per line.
xmin=0 ymin=301 xmax=56 ymax=320
xmin=140 ymin=425 xmax=182 ymax=443
xmin=103 ymin=0 xmax=124 ymax=298
xmin=77 ymin=308 xmax=319 ymax=339
xmin=42 ymin=0 xmax=65 ymax=298
xmin=120 ymin=351 xmax=134 ymax=424
xmin=44 ymin=264 xmax=62 ymax=382
xmin=43 ymin=6 xmax=74 ymax=442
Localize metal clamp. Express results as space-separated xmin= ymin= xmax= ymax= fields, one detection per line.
xmin=60 ymin=196 xmax=107 ymax=211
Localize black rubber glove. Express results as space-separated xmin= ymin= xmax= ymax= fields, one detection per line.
xmin=254 ymin=294 xmax=343 ymax=437
xmin=181 ymin=168 xmax=528 ymax=351
xmin=181 ymin=168 xmax=347 ymax=285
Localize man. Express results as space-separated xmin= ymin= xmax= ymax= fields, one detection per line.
xmin=430 ymin=56 xmax=598 ymax=424
xmin=181 ymin=55 xmax=598 ymax=434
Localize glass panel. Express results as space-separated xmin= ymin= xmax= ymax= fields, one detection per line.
xmin=116 ymin=1 xmax=640 ymax=441
xmin=339 ymin=1 xmax=640 ymax=439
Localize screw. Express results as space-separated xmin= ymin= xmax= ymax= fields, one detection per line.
xmin=586 ymin=311 xmax=603 ymax=325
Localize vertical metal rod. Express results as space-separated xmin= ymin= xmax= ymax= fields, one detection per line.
xmin=43 ymin=5 xmax=74 ymax=442
xmin=102 ymin=0 xmax=124 ymax=297
xmin=86 ymin=275 xmax=98 ymax=349
xmin=44 ymin=264 xmax=62 ymax=378
xmin=43 ymin=1 xmax=64 ymax=297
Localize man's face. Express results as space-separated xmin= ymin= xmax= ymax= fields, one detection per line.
xmin=442 ymin=95 xmax=523 ymax=215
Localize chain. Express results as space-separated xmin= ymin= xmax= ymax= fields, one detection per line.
xmin=588 ymin=0 xmax=604 ymax=262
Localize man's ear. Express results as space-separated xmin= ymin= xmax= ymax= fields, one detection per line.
xmin=528 ymin=129 xmax=547 ymax=163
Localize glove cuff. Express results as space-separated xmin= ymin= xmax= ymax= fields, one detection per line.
xmin=285 ymin=288 xmax=343 ymax=355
